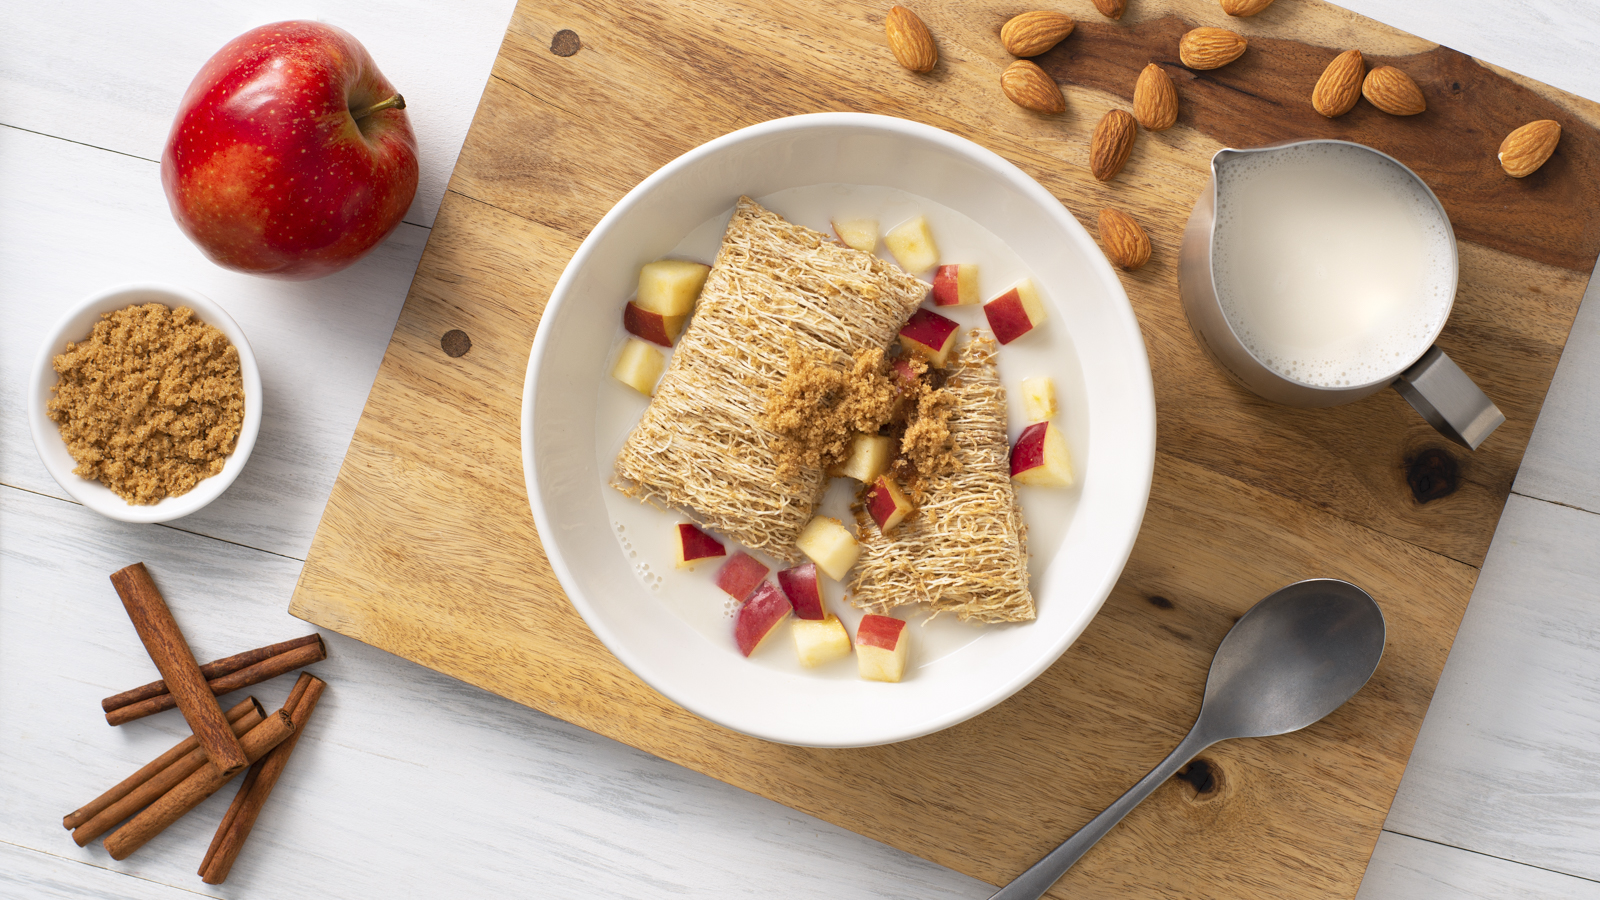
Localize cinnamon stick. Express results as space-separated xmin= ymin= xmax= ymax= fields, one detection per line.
xmin=64 ymin=697 xmax=261 ymax=832
xmin=104 ymin=708 xmax=295 ymax=860
xmin=105 ymin=637 xmax=326 ymax=725
xmin=109 ymin=563 xmax=247 ymax=776
xmin=102 ymin=634 xmax=322 ymax=713
xmin=71 ymin=702 xmax=266 ymax=846
xmin=200 ymin=673 xmax=326 ymax=884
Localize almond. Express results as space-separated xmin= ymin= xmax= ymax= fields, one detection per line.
xmin=1362 ymin=66 xmax=1425 ymax=115
xmin=1132 ymin=63 xmax=1178 ymax=130
xmin=1093 ymin=0 xmax=1127 ymax=19
xmin=1312 ymin=50 xmax=1364 ymax=117
xmin=1499 ymin=119 xmax=1561 ymax=178
xmin=885 ymin=6 xmax=937 ymax=73
xmin=1001 ymin=60 xmax=1067 ymax=113
xmin=1090 ymin=109 xmax=1137 ymax=181
xmin=1001 ymin=11 xmax=1076 ymax=57
xmin=1220 ymin=0 xmax=1275 ymax=15
xmin=1099 ymin=208 xmax=1151 ymax=270
xmin=1179 ymin=27 xmax=1247 ymax=70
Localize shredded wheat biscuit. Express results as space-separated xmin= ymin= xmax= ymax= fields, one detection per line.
xmin=848 ymin=333 xmax=1034 ymax=622
xmin=612 ymin=197 xmax=929 ymax=561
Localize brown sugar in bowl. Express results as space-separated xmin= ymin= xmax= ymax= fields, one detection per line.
xmin=29 ymin=284 xmax=262 ymax=523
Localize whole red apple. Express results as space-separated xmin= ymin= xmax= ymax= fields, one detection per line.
xmin=161 ymin=21 xmax=419 ymax=280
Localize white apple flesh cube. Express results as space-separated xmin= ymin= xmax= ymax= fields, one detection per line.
xmin=673 ymin=523 xmax=726 ymax=568
xmin=623 ymin=301 xmax=687 ymax=347
xmin=884 ymin=215 xmax=939 ymax=275
xmin=866 ymin=475 xmax=914 ymax=534
xmin=777 ymin=562 xmax=825 ymax=620
xmin=636 ymin=259 xmax=710 ymax=316
xmin=735 ymin=581 xmax=792 ymax=657
xmin=856 ymin=614 xmax=909 ymax=682
xmin=832 ymin=218 xmax=879 ymax=253
xmin=611 ymin=339 xmax=664 ymax=396
xmin=839 ymin=433 xmax=894 ymax=484
xmin=792 ymin=614 xmax=852 ymax=668
xmin=796 ymin=516 xmax=860 ymax=582
xmin=983 ymin=278 xmax=1048 ymax=345
xmin=1021 ymin=376 xmax=1057 ymax=422
xmin=1010 ymin=421 xmax=1075 ymax=487
xmin=932 ymin=264 xmax=980 ymax=306
xmin=897 ymin=308 xmax=960 ymax=367
xmin=715 ymin=552 xmax=770 ymax=601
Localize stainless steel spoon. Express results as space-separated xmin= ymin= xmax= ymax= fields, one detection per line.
xmin=989 ymin=578 xmax=1386 ymax=900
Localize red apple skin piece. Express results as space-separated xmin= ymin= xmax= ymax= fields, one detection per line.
xmin=1010 ymin=421 xmax=1074 ymax=486
xmin=857 ymin=614 xmax=907 ymax=651
xmin=715 ymin=552 xmax=770 ymax=601
xmin=623 ymin=302 xmax=687 ymax=347
xmin=161 ymin=21 xmax=419 ymax=280
xmin=777 ymin=563 xmax=825 ymax=620
xmin=932 ymin=265 xmax=962 ymax=307
xmin=674 ymin=523 xmax=726 ymax=568
xmin=890 ymin=357 xmax=924 ymax=392
xmin=897 ymin=308 xmax=960 ymax=366
xmin=866 ymin=476 xmax=914 ymax=533
xmin=735 ymin=581 xmax=793 ymax=657
xmin=983 ymin=288 xmax=1034 ymax=344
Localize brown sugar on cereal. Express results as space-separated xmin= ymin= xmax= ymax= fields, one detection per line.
xmin=48 ymin=303 xmax=244 ymax=504
xmin=762 ymin=343 xmax=902 ymax=479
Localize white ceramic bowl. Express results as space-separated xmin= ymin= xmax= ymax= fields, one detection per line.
xmin=29 ymin=283 xmax=262 ymax=524
xmin=523 ymin=113 xmax=1155 ymax=747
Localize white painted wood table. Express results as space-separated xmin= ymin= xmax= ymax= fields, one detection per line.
xmin=4 ymin=2 xmax=1600 ymax=897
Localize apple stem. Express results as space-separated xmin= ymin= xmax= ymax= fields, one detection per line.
xmin=350 ymin=94 xmax=406 ymax=121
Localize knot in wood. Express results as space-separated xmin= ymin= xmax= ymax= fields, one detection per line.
xmin=550 ymin=29 xmax=581 ymax=57
xmin=441 ymin=329 xmax=472 ymax=358
xmin=1405 ymin=447 xmax=1460 ymax=504
xmin=1176 ymin=758 xmax=1219 ymax=796
xmin=1147 ymin=594 xmax=1175 ymax=609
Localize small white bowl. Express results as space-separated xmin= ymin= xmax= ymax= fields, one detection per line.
xmin=29 ymin=283 xmax=262 ymax=523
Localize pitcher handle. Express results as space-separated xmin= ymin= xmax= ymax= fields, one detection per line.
xmin=1391 ymin=346 xmax=1505 ymax=450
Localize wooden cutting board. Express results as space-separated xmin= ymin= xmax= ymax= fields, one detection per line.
xmin=289 ymin=1 xmax=1600 ymax=896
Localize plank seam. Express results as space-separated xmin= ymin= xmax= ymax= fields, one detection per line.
xmin=0 ymin=483 xmax=307 ymax=564
xmin=0 ymin=837 xmax=219 ymax=898
xmin=1379 ymin=828 xmax=1600 ymax=886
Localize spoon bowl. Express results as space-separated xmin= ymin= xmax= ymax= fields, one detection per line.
xmin=1199 ymin=579 xmax=1386 ymax=741
xmin=989 ymin=578 xmax=1385 ymax=900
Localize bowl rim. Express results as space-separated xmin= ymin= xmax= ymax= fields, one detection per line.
xmin=28 ymin=282 xmax=263 ymax=524
xmin=522 ymin=112 xmax=1156 ymax=746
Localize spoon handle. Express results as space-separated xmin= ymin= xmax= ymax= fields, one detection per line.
xmin=987 ymin=726 xmax=1215 ymax=900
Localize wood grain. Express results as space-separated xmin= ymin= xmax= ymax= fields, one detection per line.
xmin=284 ymin=1 xmax=1600 ymax=898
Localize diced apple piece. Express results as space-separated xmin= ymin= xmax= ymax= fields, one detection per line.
xmin=1010 ymin=421 xmax=1075 ymax=487
xmin=839 ymin=433 xmax=894 ymax=484
xmin=673 ymin=523 xmax=726 ymax=568
xmin=735 ymin=581 xmax=792 ymax=657
xmin=796 ymin=516 xmax=860 ymax=582
xmin=623 ymin=301 xmax=688 ymax=347
xmin=1021 ymin=376 xmax=1057 ymax=422
xmin=983 ymin=278 xmax=1049 ymax=345
xmin=890 ymin=356 xmax=924 ymax=393
xmin=636 ymin=259 xmax=710 ymax=316
xmin=866 ymin=475 xmax=914 ymax=534
xmin=885 ymin=215 xmax=940 ymax=275
xmin=777 ymin=562 xmax=825 ymax=620
xmin=611 ymin=339 xmax=664 ymax=396
xmin=898 ymin=308 xmax=960 ymax=367
xmin=715 ymin=552 xmax=770 ymax=602
xmin=832 ymin=218 xmax=880 ymax=253
xmin=856 ymin=614 xmax=910 ymax=682
xmin=793 ymin=614 xmax=852 ymax=668
xmin=932 ymin=264 xmax=980 ymax=307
